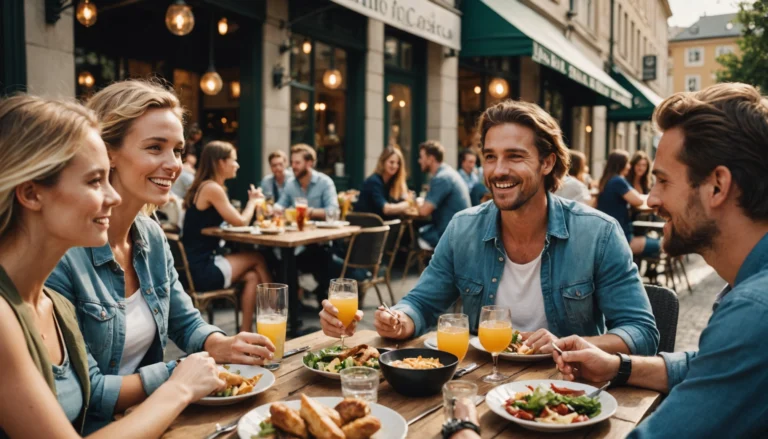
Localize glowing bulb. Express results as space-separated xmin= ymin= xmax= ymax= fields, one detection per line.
xmin=585 ymin=125 xmax=593 ymax=133
xmin=473 ymin=86 xmax=481 ymax=94
xmin=199 ymin=70 xmax=223 ymax=95
xmin=221 ymin=117 xmax=227 ymax=124
xmin=302 ymin=39 xmax=312 ymax=54
xmin=76 ymin=0 xmax=98 ymax=27
xmin=165 ymin=0 xmax=195 ymax=36
xmin=399 ymin=100 xmax=406 ymax=108
xmin=218 ymin=18 xmax=228 ymax=35
xmin=488 ymin=78 xmax=510 ymax=99
xmin=386 ymin=94 xmax=394 ymax=102
xmin=77 ymin=71 xmax=95 ymax=88
xmin=230 ymin=81 xmax=240 ymax=99
xmin=298 ymin=102 xmax=308 ymax=112
xmin=322 ymin=69 xmax=342 ymax=89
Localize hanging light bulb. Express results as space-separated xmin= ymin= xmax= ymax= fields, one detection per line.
xmin=230 ymin=81 xmax=240 ymax=99
xmin=399 ymin=100 xmax=406 ymax=108
xmin=488 ymin=78 xmax=510 ymax=99
xmin=322 ymin=69 xmax=342 ymax=89
xmin=386 ymin=94 xmax=394 ymax=103
xmin=77 ymin=71 xmax=95 ymax=88
xmin=473 ymin=85 xmax=481 ymax=95
xmin=165 ymin=0 xmax=195 ymax=36
xmin=302 ymin=39 xmax=312 ymax=54
xmin=76 ymin=0 xmax=98 ymax=27
xmin=298 ymin=102 xmax=308 ymax=112
xmin=200 ymin=69 xmax=223 ymax=95
xmin=218 ymin=18 xmax=228 ymax=35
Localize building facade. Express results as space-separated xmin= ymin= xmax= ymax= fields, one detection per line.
xmin=668 ymin=13 xmax=742 ymax=95
xmin=3 ymin=0 xmax=671 ymax=196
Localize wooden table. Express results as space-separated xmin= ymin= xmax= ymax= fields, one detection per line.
xmin=163 ymin=330 xmax=662 ymax=438
xmin=202 ymin=225 xmax=361 ymax=336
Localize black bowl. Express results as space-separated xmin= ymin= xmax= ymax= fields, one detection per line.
xmin=379 ymin=348 xmax=459 ymax=397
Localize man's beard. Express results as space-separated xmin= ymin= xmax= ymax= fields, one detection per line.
xmin=295 ymin=169 xmax=308 ymax=180
xmin=487 ymin=176 xmax=538 ymax=211
xmin=662 ymin=193 xmax=719 ymax=257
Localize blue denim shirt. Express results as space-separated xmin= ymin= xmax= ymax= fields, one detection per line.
xmin=46 ymin=214 xmax=224 ymax=432
xmin=458 ymin=168 xmax=480 ymax=192
xmin=259 ymin=169 xmax=293 ymax=201
xmin=275 ymin=170 xmax=338 ymax=210
xmin=630 ymin=233 xmax=768 ymax=438
xmin=393 ymin=194 xmax=659 ymax=355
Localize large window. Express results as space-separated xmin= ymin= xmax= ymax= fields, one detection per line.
xmin=289 ymin=34 xmax=348 ymax=176
xmin=685 ymin=47 xmax=704 ymax=67
xmin=685 ymin=75 xmax=701 ymax=92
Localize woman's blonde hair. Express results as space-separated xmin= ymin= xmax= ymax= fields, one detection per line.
xmin=0 ymin=95 xmax=100 ymax=237
xmin=184 ymin=141 xmax=236 ymax=209
xmin=374 ymin=147 xmax=408 ymax=200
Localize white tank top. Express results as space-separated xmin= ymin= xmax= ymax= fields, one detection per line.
xmin=494 ymin=252 xmax=549 ymax=332
xmin=119 ymin=290 xmax=158 ymax=375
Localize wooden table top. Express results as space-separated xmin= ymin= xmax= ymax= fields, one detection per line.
xmin=201 ymin=225 xmax=361 ymax=248
xmin=162 ymin=330 xmax=662 ymax=439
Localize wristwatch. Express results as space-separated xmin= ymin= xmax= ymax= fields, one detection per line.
xmin=611 ymin=352 xmax=632 ymax=386
xmin=442 ymin=420 xmax=480 ymax=439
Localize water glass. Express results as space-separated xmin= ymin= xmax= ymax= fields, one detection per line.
xmin=326 ymin=206 xmax=340 ymax=224
xmin=256 ymin=283 xmax=288 ymax=371
xmin=340 ymin=367 xmax=379 ymax=403
xmin=443 ymin=381 xmax=478 ymax=423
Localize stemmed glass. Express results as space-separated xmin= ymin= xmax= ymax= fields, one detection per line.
xmin=256 ymin=283 xmax=288 ymax=371
xmin=478 ymin=305 xmax=513 ymax=383
xmin=328 ymin=278 xmax=358 ymax=349
xmin=437 ymin=313 xmax=470 ymax=363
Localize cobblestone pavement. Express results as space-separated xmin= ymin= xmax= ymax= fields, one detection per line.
xmin=164 ymin=255 xmax=723 ymax=361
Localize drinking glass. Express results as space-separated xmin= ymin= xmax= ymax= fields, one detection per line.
xmin=340 ymin=366 xmax=379 ymax=403
xmin=478 ymin=305 xmax=513 ymax=383
xmin=328 ymin=278 xmax=358 ymax=349
xmin=255 ymin=196 xmax=266 ymax=222
xmin=295 ymin=197 xmax=308 ymax=231
xmin=443 ymin=381 xmax=478 ymax=423
xmin=437 ymin=313 xmax=470 ymax=363
xmin=256 ymin=283 xmax=288 ymax=371
xmin=326 ymin=206 xmax=340 ymax=224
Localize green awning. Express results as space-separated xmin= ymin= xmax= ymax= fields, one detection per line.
xmin=462 ymin=0 xmax=633 ymax=108
xmin=607 ymin=70 xmax=665 ymax=121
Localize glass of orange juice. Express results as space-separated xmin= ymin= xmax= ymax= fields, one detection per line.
xmin=478 ymin=305 xmax=513 ymax=383
xmin=328 ymin=278 xmax=358 ymax=349
xmin=437 ymin=313 xmax=470 ymax=363
xmin=256 ymin=283 xmax=288 ymax=371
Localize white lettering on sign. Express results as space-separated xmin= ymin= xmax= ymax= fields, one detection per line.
xmin=331 ymin=0 xmax=461 ymax=50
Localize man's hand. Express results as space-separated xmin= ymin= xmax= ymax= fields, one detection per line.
xmin=204 ymin=332 xmax=276 ymax=365
xmin=374 ymin=307 xmax=415 ymax=340
xmin=520 ymin=329 xmax=559 ymax=354
xmin=553 ymin=335 xmax=620 ymax=382
xmin=319 ymin=299 xmax=363 ymax=338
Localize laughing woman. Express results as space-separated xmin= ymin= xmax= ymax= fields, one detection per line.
xmin=45 ymin=80 xmax=274 ymax=433
xmin=0 ymin=95 xmax=224 ymax=438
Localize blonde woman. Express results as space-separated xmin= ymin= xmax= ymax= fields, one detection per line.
xmin=354 ymin=147 xmax=411 ymax=220
xmin=0 ymin=95 xmax=223 ymax=438
xmin=45 ymin=80 xmax=274 ymax=432
xmin=183 ymin=141 xmax=273 ymax=332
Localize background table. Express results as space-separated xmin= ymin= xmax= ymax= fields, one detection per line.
xmin=163 ymin=330 xmax=662 ymax=438
xmin=202 ymin=225 xmax=361 ymax=336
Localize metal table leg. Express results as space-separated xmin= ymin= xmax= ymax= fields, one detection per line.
xmin=280 ymin=247 xmax=302 ymax=337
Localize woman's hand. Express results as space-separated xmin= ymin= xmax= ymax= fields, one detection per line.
xmin=247 ymin=184 xmax=263 ymax=201
xmin=204 ymin=332 xmax=276 ymax=365
xmin=168 ymin=352 xmax=225 ymax=403
xmin=319 ymin=299 xmax=363 ymax=338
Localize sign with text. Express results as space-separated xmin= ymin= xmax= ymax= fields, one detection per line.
xmin=330 ymin=0 xmax=461 ymax=50
xmin=642 ymin=55 xmax=657 ymax=81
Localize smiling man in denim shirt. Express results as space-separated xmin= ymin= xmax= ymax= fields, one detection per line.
xmin=321 ymin=100 xmax=658 ymax=356
xmin=553 ymin=83 xmax=768 ymax=438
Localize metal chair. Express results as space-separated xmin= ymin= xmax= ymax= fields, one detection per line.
xmin=401 ymin=219 xmax=434 ymax=281
xmin=339 ymin=225 xmax=390 ymax=306
xmin=165 ymin=232 xmax=240 ymax=329
xmin=346 ymin=212 xmax=385 ymax=228
xmin=644 ymin=284 xmax=679 ymax=353
xmin=640 ymin=253 xmax=692 ymax=295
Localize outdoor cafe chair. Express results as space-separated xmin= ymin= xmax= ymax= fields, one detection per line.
xmin=165 ymin=232 xmax=241 ymax=329
xmin=644 ymin=284 xmax=680 ymax=353
xmin=338 ymin=225 xmax=390 ymax=307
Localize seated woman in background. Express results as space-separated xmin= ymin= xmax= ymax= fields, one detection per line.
xmin=46 ymin=80 xmax=275 ymax=434
xmin=597 ymin=150 xmax=660 ymax=257
xmin=0 ymin=95 xmax=223 ymax=438
xmin=183 ymin=141 xmax=272 ymax=332
xmin=627 ymin=151 xmax=653 ymax=195
xmin=354 ymin=147 xmax=411 ymax=220
xmin=555 ymin=150 xmax=593 ymax=206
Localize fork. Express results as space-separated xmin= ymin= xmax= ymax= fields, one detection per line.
xmin=205 ymin=418 xmax=239 ymax=439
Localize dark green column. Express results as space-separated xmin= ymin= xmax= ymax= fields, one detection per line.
xmin=1 ymin=0 xmax=27 ymax=95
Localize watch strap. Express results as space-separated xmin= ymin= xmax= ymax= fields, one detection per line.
xmin=442 ymin=420 xmax=480 ymax=439
xmin=611 ymin=352 xmax=632 ymax=386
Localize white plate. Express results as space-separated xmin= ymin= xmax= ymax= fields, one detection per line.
xmin=486 ymin=380 xmax=617 ymax=432
xmin=423 ymin=336 xmax=438 ymax=349
xmin=470 ymin=337 xmax=551 ymax=362
xmin=238 ymin=396 xmax=407 ymax=439
xmin=194 ymin=364 xmax=275 ymax=406
xmin=258 ymin=228 xmax=284 ymax=235
xmin=221 ymin=226 xmax=254 ymax=233
xmin=301 ymin=359 xmax=344 ymax=380
xmin=315 ymin=220 xmax=351 ymax=228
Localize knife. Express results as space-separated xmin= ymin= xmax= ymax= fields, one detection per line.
xmin=453 ymin=362 xmax=478 ymax=379
xmin=283 ymin=346 xmax=311 ymax=358
xmin=407 ymin=393 xmax=486 ymax=426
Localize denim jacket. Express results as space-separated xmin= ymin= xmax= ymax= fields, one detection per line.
xmin=630 ymin=233 xmax=768 ymax=438
xmin=46 ymin=214 xmax=223 ymax=432
xmin=392 ymin=194 xmax=659 ymax=356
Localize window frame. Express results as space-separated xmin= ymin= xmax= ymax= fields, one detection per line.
xmin=685 ymin=74 xmax=701 ymax=92
xmin=685 ymin=47 xmax=705 ymax=67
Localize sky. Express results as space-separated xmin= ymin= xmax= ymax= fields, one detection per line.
xmin=667 ymin=0 xmax=754 ymax=27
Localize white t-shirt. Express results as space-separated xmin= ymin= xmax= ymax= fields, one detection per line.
xmin=555 ymin=175 xmax=591 ymax=204
xmin=494 ymin=252 xmax=549 ymax=332
xmin=119 ymin=290 xmax=158 ymax=375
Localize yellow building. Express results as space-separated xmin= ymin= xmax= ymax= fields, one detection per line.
xmin=669 ymin=14 xmax=742 ymax=94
